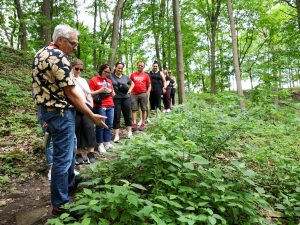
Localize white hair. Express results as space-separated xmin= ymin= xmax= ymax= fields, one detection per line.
xmin=52 ymin=24 xmax=79 ymax=42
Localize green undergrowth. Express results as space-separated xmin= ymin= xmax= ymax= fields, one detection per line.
xmin=48 ymin=92 xmax=300 ymax=225
xmin=0 ymin=46 xmax=44 ymax=189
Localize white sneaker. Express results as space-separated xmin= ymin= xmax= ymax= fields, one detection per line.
xmin=104 ymin=143 xmax=114 ymax=149
xmin=128 ymin=132 xmax=133 ymax=139
xmin=48 ymin=168 xmax=51 ymax=181
xmin=166 ymin=109 xmax=171 ymax=113
xmin=162 ymin=109 xmax=167 ymax=113
xmin=113 ymin=135 xmax=120 ymax=143
xmin=74 ymin=170 xmax=80 ymax=176
xmin=138 ymin=120 xmax=142 ymax=126
xmin=98 ymin=144 xmax=106 ymax=153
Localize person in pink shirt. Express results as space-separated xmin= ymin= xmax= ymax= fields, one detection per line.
xmin=130 ymin=61 xmax=151 ymax=131
xmin=89 ymin=64 xmax=115 ymax=153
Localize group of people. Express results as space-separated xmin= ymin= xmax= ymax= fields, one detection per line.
xmin=31 ymin=24 xmax=176 ymax=217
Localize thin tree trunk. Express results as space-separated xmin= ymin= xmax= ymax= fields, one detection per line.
xmin=172 ymin=0 xmax=185 ymax=103
xmin=226 ymin=0 xmax=245 ymax=109
xmin=209 ymin=0 xmax=221 ymax=94
xmin=151 ymin=0 xmax=161 ymax=66
xmin=108 ymin=0 xmax=125 ymax=69
xmin=40 ymin=0 xmax=52 ymax=46
xmin=93 ymin=0 xmax=97 ymax=69
xmin=74 ymin=0 xmax=80 ymax=58
xmin=14 ymin=0 xmax=27 ymax=49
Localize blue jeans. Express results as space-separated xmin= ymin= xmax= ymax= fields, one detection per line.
xmin=93 ymin=107 xmax=114 ymax=143
xmin=45 ymin=134 xmax=53 ymax=165
xmin=41 ymin=107 xmax=76 ymax=207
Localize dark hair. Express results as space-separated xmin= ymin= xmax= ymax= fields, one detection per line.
xmin=153 ymin=60 xmax=159 ymax=66
xmin=115 ymin=61 xmax=125 ymax=68
xmin=98 ymin=64 xmax=110 ymax=75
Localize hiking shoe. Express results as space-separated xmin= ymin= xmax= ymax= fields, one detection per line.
xmin=69 ymin=174 xmax=83 ymax=194
xmin=113 ymin=135 xmax=120 ymax=143
xmin=139 ymin=123 xmax=145 ymax=131
xmin=104 ymin=143 xmax=114 ymax=150
xmin=98 ymin=144 xmax=106 ymax=153
xmin=75 ymin=154 xmax=84 ymax=165
xmin=132 ymin=123 xmax=137 ymax=132
xmin=166 ymin=109 xmax=171 ymax=113
xmin=127 ymin=132 xmax=133 ymax=139
xmin=87 ymin=152 xmax=96 ymax=163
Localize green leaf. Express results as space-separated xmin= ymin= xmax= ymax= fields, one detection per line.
xmin=196 ymin=214 xmax=207 ymax=221
xmin=104 ymin=177 xmax=111 ymax=184
xmin=131 ymin=183 xmax=147 ymax=191
xmin=81 ymin=218 xmax=91 ymax=225
xmin=208 ymin=216 xmax=217 ymax=225
xmin=83 ymin=188 xmax=93 ymax=196
xmin=127 ymin=194 xmax=139 ymax=207
xmin=59 ymin=213 xmax=69 ymax=220
xmin=98 ymin=218 xmax=110 ymax=225
xmin=194 ymin=155 xmax=210 ymax=165
xmin=150 ymin=213 xmax=167 ymax=225
xmin=89 ymin=199 xmax=99 ymax=206
xmin=109 ymin=209 xmax=119 ymax=220
xmin=183 ymin=162 xmax=194 ymax=170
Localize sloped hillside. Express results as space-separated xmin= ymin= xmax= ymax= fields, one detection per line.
xmin=0 ymin=46 xmax=46 ymax=188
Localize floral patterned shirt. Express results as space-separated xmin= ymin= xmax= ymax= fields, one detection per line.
xmin=32 ymin=44 xmax=75 ymax=108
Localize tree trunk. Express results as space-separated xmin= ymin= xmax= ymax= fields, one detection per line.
xmin=151 ymin=0 xmax=161 ymax=66
xmin=40 ymin=0 xmax=52 ymax=47
xmin=296 ymin=0 xmax=300 ymax=30
xmin=14 ymin=0 xmax=27 ymax=49
xmin=93 ymin=0 xmax=97 ymax=69
xmin=209 ymin=0 xmax=221 ymax=94
xmin=172 ymin=0 xmax=185 ymax=103
xmin=226 ymin=0 xmax=245 ymax=109
xmin=108 ymin=0 xmax=125 ymax=69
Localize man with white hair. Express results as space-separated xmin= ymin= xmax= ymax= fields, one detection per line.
xmin=32 ymin=24 xmax=107 ymax=217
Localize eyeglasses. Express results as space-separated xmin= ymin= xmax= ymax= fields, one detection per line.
xmin=74 ymin=68 xmax=83 ymax=71
xmin=62 ymin=37 xmax=78 ymax=47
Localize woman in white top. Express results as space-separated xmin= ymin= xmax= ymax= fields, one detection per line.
xmin=72 ymin=58 xmax=96 ymax=164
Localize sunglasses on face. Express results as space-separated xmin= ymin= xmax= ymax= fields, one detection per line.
xmin=103 ymin=70 xmax=110 ymax=74
xmin=74 ymin=68 xmax=83 ymax=71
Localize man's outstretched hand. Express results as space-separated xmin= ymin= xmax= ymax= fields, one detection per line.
xmin=92 ymin=114 xmax=108 ymax=128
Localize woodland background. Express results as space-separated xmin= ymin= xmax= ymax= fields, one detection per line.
xmin=0 ymin=0 xmax=300 ymax=224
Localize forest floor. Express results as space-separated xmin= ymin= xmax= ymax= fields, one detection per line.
xmin=0 ymin=128 xmax=143 ymax=225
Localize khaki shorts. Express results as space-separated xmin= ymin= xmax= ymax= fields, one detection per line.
xmin=131 ymin=93 xmax=148 ymax=111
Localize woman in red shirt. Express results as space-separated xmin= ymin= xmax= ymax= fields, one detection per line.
xmin=89 ymin=64 xmax=115 ymax=153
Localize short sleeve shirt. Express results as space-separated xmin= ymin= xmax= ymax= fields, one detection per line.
xmin=32 ymin=44 xmax=75 ymax=108
xmin=89 ymin=76 xmax=114 ymax=108
xmin=109 ymin=73 xmax=132 ymax=99
xmin=130 ymin=71 xmax=151 ymax=95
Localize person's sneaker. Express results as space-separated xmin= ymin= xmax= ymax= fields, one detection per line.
xmin=127 ymin=132 xmax=133 ymax=139
xmin=98 ymin=144 xmax=106 ymax=153
xmin=47 ymin=167 xmax=51 ymax=181
xmin=113 ymin=135 xmax=120 ymax=143
xmin=104 ymin=143 xmax=114 ymax=150
xmin=87 ymin=152 xmax=96 ymax=163
xmin=162 ymin=109 xmax=167 ymax=113
xmin=139 ymin=123 xmax=145 ymax=131
xmin=74 ymin=170 xmax=80 ymax=176
xmin=132 ymin=123 xmax=137 ymax=132
xmin=166 ymin=109 xmax=171 ymax=113
xmin=75 ymin=153 xmax=84 ymax=165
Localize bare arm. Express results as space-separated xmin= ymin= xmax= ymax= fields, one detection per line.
xmin=128 ymin=82 xmax=135 ymax=94
xmin=63 ymin=85 xmax=107 ymax=128
xmin=147 ymin=83 xmax=152 ymax=95
xmin=161 ymin=72 xmax=167 ymax=92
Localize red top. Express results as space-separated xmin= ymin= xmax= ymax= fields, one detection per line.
xmin=89 ymin=76 xmax=114 ymax=108
xmin=130 ymin=72 xmax=151 ymax=95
